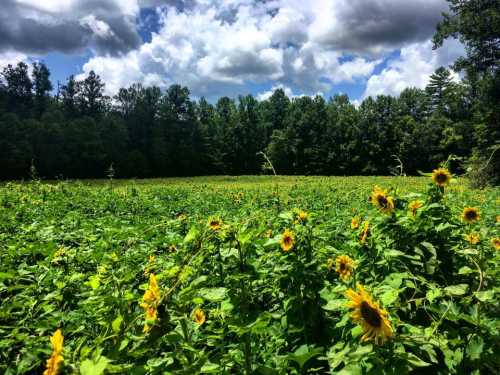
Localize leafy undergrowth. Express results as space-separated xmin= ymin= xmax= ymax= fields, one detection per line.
xmin=0 ymin=174 xmax=499 ymax=374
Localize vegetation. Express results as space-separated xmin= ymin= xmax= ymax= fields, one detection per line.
xmin=1 ymin=174 xmax=499 ymax=374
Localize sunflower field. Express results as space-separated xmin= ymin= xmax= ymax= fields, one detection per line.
xmin=0 ymin=172 xmax=499 ymax=374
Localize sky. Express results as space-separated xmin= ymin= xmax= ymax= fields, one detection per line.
xmin=0 ymin=0 xmax=465 ymax=103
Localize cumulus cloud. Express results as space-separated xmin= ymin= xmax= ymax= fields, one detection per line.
xmin=2 ymin=0 xmax=461 ymax=101
xmin=362 ymin=38 xmax=464 ymax=98
xmin=0 ymin=0 xmax=141 ymax=55
xmin=79 ymin=1 xmax=390 ymax=98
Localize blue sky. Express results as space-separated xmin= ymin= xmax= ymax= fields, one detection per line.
xmin=0 ymin=0 xmax=464 ymax=103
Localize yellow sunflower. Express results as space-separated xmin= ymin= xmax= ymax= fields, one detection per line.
xmin=360 ymin=221 xmax=370 ymax=244
xmin=351 ymin=217 xmax=360 ymax=229
xmin=496 ymin=215 xmax=500 ymax=223
xmin=371 ymin=186 xmax=395 ymax=214
xmin=192 ymin=307 xmax=206 ymax=325
xmin=297 ymin=210 xmax=308 ymax=223
xmin=432 ymin=168 xmax=452 ymax=187
xmin=462 ymin=207 xmax=480 ymax=223
xmin=44 ymin=329 xmax=64 ymax=375
xmin=208 ymin=217 xmax=222 ymax=230
xmin=336 ymin=255 xmax=354 ymax=280
xmin=408 ymin=200 xmax=423 ymax=216
xmin=346 ymin=283 xmax=393 ymax=345
xmin=492 ymin=238 xmax=500 ymax=250
xmin=280 ymin=229 xmax=295 ymax=252
xmin=464 ymin=233 xmax=480 ymax=245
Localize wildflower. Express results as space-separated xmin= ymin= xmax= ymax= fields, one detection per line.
xmin=462 ymin=207 xmax=480 ymax=223
xmin=280 ymin=229 xmax=295 ymax=252
xmin=496 ymin=215 xmax=500 ymax=223
xmin=43 ymin=329 xmax=64 ymax=375
xmin=140 ymin=273 xmax=161 ymax=333
xmin=492 ymin=238 xmax=500 ymax=250
xmin=336 ymin=255 xmax=354 ymax=280
xmin=208 ymin=217 xmax=222 ymax=231
xmin=346 ymin=283 xmax=393 ymax=345
xmin=192 ymin=307 xmax=206 ymax=325
xmin=297 ymin=210 xmax=308 ymax=222
xmin=360 ymin=221 xmax=370 ymax=244
xmin=464 ymin=233 xmax=480 ymax=245
xmin=264 ymin=229 xmax=273 ymax=238
xmin=371 ymin=186 xmax=394 ymax=214
xmin=408 ymin=200 xmax=423 ymax=216
xmin=351 ymin=217 xmax=360 ymax=229
xmin=149 ymin=255 xmax=156 ymax=263
xmin=432 ymin=168 xmax=452 ymax=187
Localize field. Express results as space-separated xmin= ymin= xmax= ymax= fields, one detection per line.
xmin=1 ymin=175 xmax=499 ymax=374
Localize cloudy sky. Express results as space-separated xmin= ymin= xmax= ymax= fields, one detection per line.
xmin=0 ymin=0 xmax=463 ymax=102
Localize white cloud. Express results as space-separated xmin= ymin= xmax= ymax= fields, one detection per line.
xmin=362 ymin=38 xmax=464 ymax=99
xmin=0 ymin=50 xmax=27 ymax=70
xmin=80 ymin=15 xmax=116 ymax=40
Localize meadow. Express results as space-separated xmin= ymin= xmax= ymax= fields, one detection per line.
xmin=0 ymin=174 xmax=499 ymax=374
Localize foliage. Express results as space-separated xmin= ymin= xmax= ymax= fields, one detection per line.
xmin=0 ymin=175 xmax=498 ymax=374
xmin=0 ymin=62 xmax=485 ymax=180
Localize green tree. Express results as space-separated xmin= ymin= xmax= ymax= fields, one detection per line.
xmin=32 ymin=62 xmax=53 ymax=118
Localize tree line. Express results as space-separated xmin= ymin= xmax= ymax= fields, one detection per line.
xmin=0 ymin=0 xmax=498 ymax=181
xmin=0 ymin=63 xmax=487 ymax=179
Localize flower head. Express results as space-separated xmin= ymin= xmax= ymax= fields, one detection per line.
xmin=432 ymin=168 xmax=452 ymax=187
xmin=43 ymin=329 xmax=64 ymax=375
xmin=464 ymin=233 xmax=480 ymax=245
xmin=140 ymin=273 xmax=161 ymax=333
xmin=351 ymin=217 xmax=360 ymax=229
xmin=462 ymin=207 xmax=480 ymax=223
xmin=492 ymin=238 xmax=500 ymax=250
xmin=192 ymin=307 xmax=206 ymax=325
xmin=360 ymin=221 xmax=370 ymax=244
xmin=208 ymin=217 xmax=222 ymax=231
xmin=280 ymin=229 xmax=295 ymax=252
xmin=346 ymin=284 xmax=392 ymax=345
xmin=408 ymin=200 xmax=423 ymax=216
xmin=336 ymin=255 xmax=354 ymax=280
xmin=371 ymin=186 xmax=394 ymax=214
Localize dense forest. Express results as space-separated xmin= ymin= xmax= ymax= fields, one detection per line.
xmin=0 ymin=0 xmax=498 ymax=181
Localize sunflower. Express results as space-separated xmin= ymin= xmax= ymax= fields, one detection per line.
xmin=208 ymin=217 xmax=222 ymax=230
xmin=492 ymin=238 xmax=500 ymax=250
xmin=496 ymin=215 xmax=500 ymax=223
xmin=280 ymin=229 xmax=295 ymax=252
xmin=140 ymin=273 xmax=161 ymax=333
xmin=351 ymin=216 xmax=360 ymax=229
xmin=360 ymin=221 xmax=370 ymax=244
xmin=346 ymin=283 xmax=392 ymax=345
xmin=408 ymin=200 xmax=423 ymax=216
xmin=44 ymin=329 xmax=64 ymax=375
xmin=462 ymin=207 xmax=480 ymax=223
xmin=432 ymin=168 xmax=452 ymax=187
xmin=336 ymin=255 xmax=354 ymax=280
xmin=464 ymin=233 xmax=480 ymax=245
xmin=192 ymin=307 xmax=206 ymax=325
xmin=371 ymin=186 xmax=394 ymax=214
xmin=297 ymin=210 xmax=308 ymax=222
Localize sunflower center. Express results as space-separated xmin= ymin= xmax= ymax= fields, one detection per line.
xmin=377 ymin=195 xmax=388 ymax=208
xmin=339 ymin=262 xmax=346 ymax=271
xmin=435 ymin=173 xmax=448 ymax=183
xmin=360 ymin=301 xmax=382 ymax=328
xmin=284 ymin=236 xmax=292 ymax=246
xmin=465 ymin=211 xmax=477 ymax=220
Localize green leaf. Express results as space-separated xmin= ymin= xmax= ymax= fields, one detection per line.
xmin=111 ymin=314 xmax=123 ymax=333
xmin=444 ymin=284 xmax=468 ymax=296
xmin=80 ymin=356 xmax=111 ymax=375
xmin=380 ymin=289 xmax=399 ymax=305
xmin=474 ymin=290 xmax=494 ymax=302
xmin=199 ymin=287 xmax=228 ymax=302
xmin=287 ymin=344 xmax=323 ymax=370
xmin=466 ymin=336 xmax=484 ymax=360
xmin=426 ymin=288 xmax=442 ymax=302
xmin=322 ymin=299 xmax=344 ymax=311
